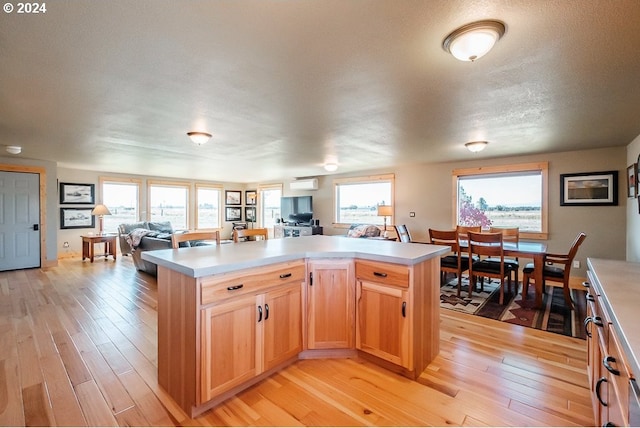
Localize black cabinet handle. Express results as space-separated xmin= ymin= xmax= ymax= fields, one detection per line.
xmin=309 ymin=272 xmax=313 ymax=286
xmin=227 ymin=284 xmax=244 ymax=291
xmin=594 ymin=316 xmax=603 ymax=327
xmin=604 ymin=422 xmax=617 ymax=427
xmin=265 ymin=304 xmax=269 ymax=320
xmin=595 ymin=376 xmax=608 ymax=406
xmin=402 ymin=301 xmax=406 ymax=318
xmin=258 ymin=305 xmax=263 ymax=322
xmin=373 ymin=272 xmax=387 ymax=278
xmin=582 ymin=281 xmax=590 ymax=288
xmin=586 ymin=293 xmax=595 ymax=302
xmin=603 ymin=355 xmax=620 ymax=376
xmin=584 ymin=317 xmax=593 ymax=338
xmin=279 ymin=272 xmax=292 ymax=279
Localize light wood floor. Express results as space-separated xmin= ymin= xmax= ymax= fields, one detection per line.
xmin=0 ymin=256 xmax=593 ymax=426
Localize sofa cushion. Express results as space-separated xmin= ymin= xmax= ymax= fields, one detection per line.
xmin=347 ymin=224 xmax=381 ymax=238
xmin=118 ymin=221 xmax=148 ymax=234
xmin=147 ymin=221 xmax=173 ymax=234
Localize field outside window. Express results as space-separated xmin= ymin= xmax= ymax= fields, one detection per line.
xmin=333 ymin=175 xmax=394 ymax=226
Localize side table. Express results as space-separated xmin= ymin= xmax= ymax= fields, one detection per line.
xmin=82 ymin=234 xmax=117 ymax=262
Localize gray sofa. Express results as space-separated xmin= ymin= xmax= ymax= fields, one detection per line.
xmin=118 ymin=221 xmax=177 ymax=276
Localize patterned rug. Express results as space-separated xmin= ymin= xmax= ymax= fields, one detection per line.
xmin=440 ymin=276 xmax=587 ymax=339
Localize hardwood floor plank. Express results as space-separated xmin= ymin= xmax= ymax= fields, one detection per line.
xmin=74 ymin=380 xmax=119 ymax=427
xmin=117 ymin=368 xmax=174 ymax=426
xmin=39 ymin=354 xmax=87 ymax=426
xmin=22 ymin=383 xmax=53 ymax=426
xmin=0 ymin=356 xmax=25 ymax=426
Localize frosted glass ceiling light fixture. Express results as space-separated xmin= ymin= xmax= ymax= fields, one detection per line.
xmin=6 ymin=145 xmax=21 ymax=154
xmin=465 ymin=141 xmax=489 ymax=152
xmin=443 ymin=20 xmax=505 ymax=62
xmin=187 ymin=131 xmax=212 ymax=145
xmin=324 ymin=163 xmax=338 ymax=172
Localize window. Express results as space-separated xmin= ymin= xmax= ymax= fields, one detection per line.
xmin=196 ymin=184 xmax=222 ymax=229
xmin=333 ymin=174 xmax=394 ymax=227
xmin=453 ymin=162 xmax=548 ymax=239
xmin=259 ymin=184 xmax=282 ymax=231
xmin=99 ymin=178 xmax=141 ymax=233
xmin=148 ymin=181 xmax=189 ymax=230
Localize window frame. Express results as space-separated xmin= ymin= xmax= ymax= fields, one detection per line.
xmin=98 ymin=176 xmax=142 ymax=233
xmin=195 ymin=183 xmax=223 ymax=230
xmin=147 ymin=180 xmax=190 ymax=230
xmin=452 ymin=162 xmax=548 ymax=240
xmin=332 ymin=173 xmax=395 ymax=228
xmin=258 ymin=183 xmax=283 ymax=232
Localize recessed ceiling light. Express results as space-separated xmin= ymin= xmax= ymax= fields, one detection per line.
xmin=324 ymin=163 xmax=338 ymax=172
xmin=443 ymin=20 xmax=506 ymax=62
xmin=6 ymin=146 xmax=21 ymax=155
xmin=465 ymin=141 xmax=489 ymax=152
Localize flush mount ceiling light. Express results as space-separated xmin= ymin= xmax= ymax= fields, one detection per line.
xmin=323 ymin=163 xmax=338 ymax=172
xmin=6 ymin=145 xmax=21 ymax=154
xmin=443 ymin=20 xmax=506 ymax=62
xmin=465 ymin=141 xmax=489 ymax=152
xmin=187 ymin=131 xmax=212 ymax=146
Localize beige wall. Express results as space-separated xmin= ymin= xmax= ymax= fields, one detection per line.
xmin=312 ymin=146 xmax=627 ymax=277
xmin=627 ymin=135 xmax=640 ymax=262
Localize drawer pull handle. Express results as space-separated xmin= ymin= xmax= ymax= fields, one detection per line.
xmin=603 ymin=355 xmax=620 ymax=376
xmin=279 ymin=273 xmax=292 ymax=279
xmin=584 ymin=316 xmax=593 ymax=338
xmin=582 ymin=281 xmax=590 ymax=288
xmin=593 ymin=316 xmax=603 ymax=327
xmin=265 ymin=304 xmax=269 ymax=320
xmin=227 ymin=284 xmax=244 ymax=291
xmin=595 ymin=376 xmax=608 ymax=406
xmin=373 ymin=272 xmax=388 ymax=278
xmin=257 ymin=305 xmax=263 ymax=323
xmin=402 ymin=301 xmax=406 ymax=318
xmin=586 ymin=293 xmax=594 ymax=302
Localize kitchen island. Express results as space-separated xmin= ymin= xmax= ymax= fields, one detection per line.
xmin=143 ymin=235 xmax=449 ymax=417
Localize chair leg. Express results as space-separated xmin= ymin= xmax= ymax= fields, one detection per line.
xmin=563 ymin=284 xmax=574 ymax=310
xmin=522 ymin=272 xmax=530 ymax=299
xmin=456 ymin=274 xmax=462 ymax=297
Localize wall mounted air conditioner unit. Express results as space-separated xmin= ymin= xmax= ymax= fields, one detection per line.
xmin=290 ymin=178 xmax=319 ymax=191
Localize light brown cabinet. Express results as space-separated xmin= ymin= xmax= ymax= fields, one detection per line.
xmin=306 ymin=259 xmax=355 ymax=349
xmin=586 ymin=266 xmax=633 ymax=427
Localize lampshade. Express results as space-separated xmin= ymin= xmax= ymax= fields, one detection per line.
xmin=91 ymin=204 xmax=112 ymax=216
xmin=187 ymin=131 xmax=212 ymax=145
xmin=377 ymin=205 xmax=393 ymax=217
xmin=465 ymin=141 xmax=489 ymax=153
xmin=443 ymin=20 xmax=505 ymax=62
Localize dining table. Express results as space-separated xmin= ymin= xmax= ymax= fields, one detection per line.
xmin=459 ymin=240 xmax=548 ymax=308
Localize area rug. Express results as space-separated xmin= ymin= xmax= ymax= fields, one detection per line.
xmin=440 ymin=276 xmax=587 ymax=339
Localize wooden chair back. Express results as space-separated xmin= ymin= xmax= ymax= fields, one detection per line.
xmin=429 ymin=229 xmax=460 ymax=252
xmin=233 ymin=228 xmax=269 ymax=242
xmin=394 ymin=224 xmax=413 ymax=243
xmin=468 ymin=231 xmax=504 ymax=259
xmin=171 ymin=230 xmax=220 ymax=249
xmin=467 ymin=231 xmax=513 ymax=304
xmin=489 ymin=226 xmax=519 ymax=244
xmin=456 ymin=225 xmax=481 ymax=241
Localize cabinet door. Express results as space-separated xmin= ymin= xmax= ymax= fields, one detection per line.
xmin=307 ymin=259 xmax=355 ymax=349
xmin=356 ymin=280 xmax=410 ymax=368
xmin=200 ymin=294 xmax=259 ymax=402
xmin=263 ymin=282 xmax=303 ymax=370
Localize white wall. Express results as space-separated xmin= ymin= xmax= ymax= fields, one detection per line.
xmin=627 ymin=134 xmax=640 ymax=262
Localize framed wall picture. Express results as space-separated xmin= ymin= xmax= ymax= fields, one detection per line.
xmin=628 ymin=164 xmax=637 ymax=198
xmin=225 ymin=206 xmax=242 ymax=222
xmin=59 ymin=182 xmax=95 ymax=204
xmin=225 ymin=190 xmax=241 ymax=205
xmin=245 ymin=206 xmax=256 ymax=222
xmin=60 ymin=207 xmax=95 ymax=229
xmin=245 ymin=190 xmax=257 ymax=205
xmin=560 ymin=170 xmax=618 ymax=206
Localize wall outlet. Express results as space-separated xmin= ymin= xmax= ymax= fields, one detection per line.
xmin=409 ymin=212 xmax=415 ymax=217
xmin=573 ymin=260 xmax=580 ymax=268
xmin=63 ymin=241 xmax=69 ymax=248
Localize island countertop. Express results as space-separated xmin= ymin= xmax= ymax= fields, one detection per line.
xmin=141 ymin=235 xmax=450 ymax=278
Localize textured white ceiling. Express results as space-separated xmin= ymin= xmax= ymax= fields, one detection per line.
xmin=2 ymin=0 xmax=640 ymax=182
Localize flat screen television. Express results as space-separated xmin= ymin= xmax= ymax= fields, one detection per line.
xmin=281 ymin=196 xmax=313 ymax=225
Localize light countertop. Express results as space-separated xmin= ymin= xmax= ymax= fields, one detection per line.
xmin=587 ymin=258 xmax=640 ymax=380
xmin=141 ymin=235 xmax=449 ymax=278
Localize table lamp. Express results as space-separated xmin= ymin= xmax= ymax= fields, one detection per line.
xmin=91 ymin=204 xmax=112 ymax=235
xmin=377 ymin=204 xmax=393 ymax=238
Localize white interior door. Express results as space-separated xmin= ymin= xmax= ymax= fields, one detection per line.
xmin=0 ymin=171 xmax=41 ymax=271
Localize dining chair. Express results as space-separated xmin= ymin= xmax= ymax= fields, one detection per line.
xmin=394 ymin=224 xmax=413 ymax=243
xmin=522 ymin=232 xmax=587 ymax=309
xmin=171 ymin=230 xmax=221 ymax=248
xmin=487 ymin=226 xmax=520 ymax=285
xmin=233 ymin=228 xmax=269 ymax=242
xmin=456 ymin=225 xmax=481 ymax=242
xmin=467 ymin=231 xmax=515 ymax=304
xmin=429 ymin=228 xmax=472 ymax=296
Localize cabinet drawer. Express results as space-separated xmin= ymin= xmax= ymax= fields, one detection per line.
xmin=201 ymin=260 xmax=305 ymax=305
xmin=355 ymin=260 xmax=409 ymax=288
